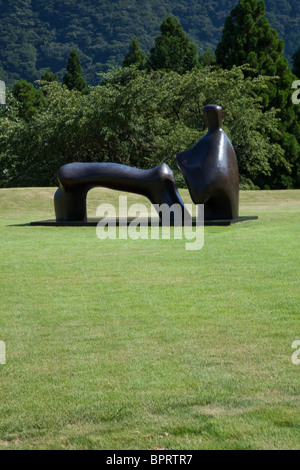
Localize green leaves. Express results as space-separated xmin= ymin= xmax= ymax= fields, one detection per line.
xmin=12 ymin=79 xmax=46 ymax=121
xmin=0 ymin=0 xmax=299 ymax=87
xmin=122 ymin=37 xmax=146 ymax=70
xmin=63 ymin=49 xmax=87 ymax=92
xmin=215 ymin=0 xmax=300 ymax=188
xmin=0 ymin=66 xmax=289 ymax=189
xmin=147 ymin=15 xmax=198 ymax=74
xmin=292 ymin=47 xmax=300 ymax=78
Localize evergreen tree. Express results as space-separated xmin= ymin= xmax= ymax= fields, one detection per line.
xmin=215 ymin=0 xmax=300 ymax=188
xmin=292 ymin=47 xmax=300 ymax=77
xmin=0 ymin=66 xmax=9 ymax=85
xmin=147 ymin=15 xmax=198 ymax=74
xmin=41 ymin=67 xmax=57 ymax=82
xmin=123 ymin=36 xmax=146 ymax=69
xmin=216 ymin=1 xmax=280 ymax=73
xmin=63 ymin=49 xmax=87 ymax=92
xmin=12 ymin=79 xmax=45 ymax=121
xmin=199 ymin=50 xmax=216 ymax=67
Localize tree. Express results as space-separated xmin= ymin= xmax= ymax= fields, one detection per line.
xmin=147 ymin=15 xmax=198 ymax=74
xmin=292 ymin=47 xmax=300 ymax=77
xmin=215 ymin=0 xmax=293 ymax=111
xmin=41 ymin=67 xmax=57 ymax=82
xmin=0 ymin=0 xmax=299 ymax=86
xmin=199 ymin=50 xmax=216 ymax=67
xmin=63 ymin=49 xmax=87 ymax=92
xmin=12 ymin=79 xmax=45 ymax=121
xmin=0 ymin=66 xmax=9 ymax=85
xmin=215 ymin=0 xmax=300 ymax=188
xmin=123 ymin=36 xmax=146 ymax=69
xmin=217 ymin=1 xmax=279 ymax=72
xmin=0 ymin=67 xmax=288 ymax=189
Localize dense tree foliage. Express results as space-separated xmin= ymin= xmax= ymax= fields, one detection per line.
xmin=0 ymin=0 xmax=299 ymax=87
xmin=0 ymin=66 xmax=287 ymax=189
xmin=12 ymin=79 xmax=45 ymax=121
xmin=0 ymin=3 xmax=299 ymax=190
xmin=147 ymin=15 xmax=198 ymax=73
xmin=216 ymin=0 xmax=300 ymax=188
xmin=216 ymin=1 xmax=284 ymax=75
xmin=63 ymin=49 xmax=87 ymax=92
xmin=41 ymin=68 xmax=58 ymax=83
xmin=122 ymin=37 xmax=146 ymax=70
xmin=199 ymin=50 xmax=216 ymax=68
xmin=293 ymin=47 xmax=300 ymax=77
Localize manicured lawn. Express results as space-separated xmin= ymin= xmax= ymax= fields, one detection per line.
xmin=0 ymin=187 xmax=299 ymax=450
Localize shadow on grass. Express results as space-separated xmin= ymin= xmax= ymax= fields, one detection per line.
xmin=8 ymin=223 xmax=33 ymax=227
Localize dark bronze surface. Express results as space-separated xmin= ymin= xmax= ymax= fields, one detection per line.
xmin=176 ymin=105 xmax=239 ymax=220
xmin=54 ymin=162 xmax=185 ymax=222
xmin=32 ymin=216 xmax=258 ymax=227
xmin=54 ymin=104 xmax=239 ymax=222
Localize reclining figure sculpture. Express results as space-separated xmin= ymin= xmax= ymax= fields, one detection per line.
xmin=54 ymin=104 xmax=239 ymax=222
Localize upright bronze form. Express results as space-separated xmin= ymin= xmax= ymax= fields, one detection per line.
xmin=176 ymin=105 xmax=239 ymax=220
xmin=54 ymin=104 xmax=239 ymax=222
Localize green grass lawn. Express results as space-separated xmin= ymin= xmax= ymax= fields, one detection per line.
xmin=0 ymin=187 xmax=299 ymax=450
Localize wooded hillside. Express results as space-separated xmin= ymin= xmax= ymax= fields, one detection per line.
xmin=0 ymin=0 xmax=299 ymax=86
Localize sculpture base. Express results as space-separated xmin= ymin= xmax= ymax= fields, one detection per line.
xmin=31 ymin=216 xmax=258 ymax=227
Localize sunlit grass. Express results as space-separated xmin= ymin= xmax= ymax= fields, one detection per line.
xmin=0 ymin=188 xmax=299 ymax=449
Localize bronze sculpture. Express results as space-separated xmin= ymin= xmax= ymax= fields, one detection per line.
xmin=176 ymin=104 xmax=239 ymax=220
xmin=54 ymin=162 xmax=185 ymax=222
xmin=54 ymin=104 xmax=239 ymax=222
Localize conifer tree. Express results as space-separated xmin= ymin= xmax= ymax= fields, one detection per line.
xmin=216 ymin=0 xmax=300 ymax=188
xmin=41 ymin=67 xmax=57 ymax=82
xmin=63 ymin=49 xmax=87 ymax=92
xmin=147 ymin=15 xmax=198 ymax=74
xmin=199 ymin=50 xmax=216 ymax=67
xmin=292 ymin=47 xmax=300 ymax=77
xmin=12 ymin=79 xmax=45 ymax=121
xmin=123 ymin=36 xmax=146 ymax=69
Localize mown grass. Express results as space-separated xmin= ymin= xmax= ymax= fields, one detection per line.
xmin=0 ymin=187 xmax=299 ymax=450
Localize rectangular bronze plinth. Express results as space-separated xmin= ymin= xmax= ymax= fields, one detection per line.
xmin=30 ymin=216 xmax=258 ymax=227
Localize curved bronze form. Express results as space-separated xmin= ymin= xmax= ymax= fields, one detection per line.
xmin=54 ymin=162 xmax=185 ymax=221
xmin=176 ymin=104 xmax=239 ymax=220
xmin=54 ymin=104 xmax=239 ymax=222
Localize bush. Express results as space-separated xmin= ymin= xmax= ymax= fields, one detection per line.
xmin=0 ymin=66 xmax=288 ymax=188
